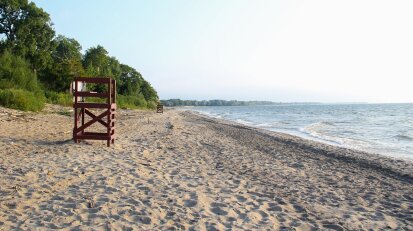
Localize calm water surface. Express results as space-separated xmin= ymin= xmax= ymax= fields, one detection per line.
xmin=188 ymin=103 xmax=413 ymax=160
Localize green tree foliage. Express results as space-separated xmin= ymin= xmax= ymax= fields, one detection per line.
xmin=140 ymin=80 xmax=158 ymax=108
xmin=83 ymin=46 xmax=121 ymax=93
xmin=0 ymin=51 xmax=45 ymax=111
xmin=44 ymin=90 xmax=72 ymax=106
xmin=0 ymin=2 xmax=158 ymax=111
xmin=117 ymin=94 xmax=147 ymax=109
xmin=83 ymin=45 xmax=121 ymax=77
xmin=119 ymin=64 xmax=142 ymax=95
xmin=40 ymin=35 xmax=84 ymax=92
xmin=0 ymin=0 xmax=55 ymax=71
xmin=0 ymin=50 xmax=40 ymax=92
xmin=83 ymin=46 xmax=159 ymax=108
xmin=118 ymin=64 xmax=159 ymax=109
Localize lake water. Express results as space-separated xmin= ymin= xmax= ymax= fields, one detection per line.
xmin=188 ymin=103 xmax=413 ymax=160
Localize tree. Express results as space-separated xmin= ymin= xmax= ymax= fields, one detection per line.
xmin=53 ymin=35 xmax=82 ymax=64
xmin=107 ymin=56 xmax=121 ymax=80
xmin=83 ymin=45 xmax=124 ymax=92
xmin=0 ymin=50 xmax=40 ymax=92
xmin=83 ymin=45 xmax=110 ymax=76
xmin=0 ymin=1 xmax=159 ymax=110
xmin=119 ymin=64 xmax=142 ymax=95
xmin=0 ymin=0 xmax=55 ymax=71
xmin=118 ymin=63 xmax=159 ymax=108
xmin=41 ymin=35 xmax=84 ymax=92
xmin=0 ymin=0 xmax=25 ymax=43
xmin=140 ymin=79 xmax=158 ymax=104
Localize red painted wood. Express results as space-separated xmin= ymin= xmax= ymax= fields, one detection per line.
xmin=84 ymin=109 xmax=108 ymax=127
xmin=74 ymin=77 xmax=112 ymax=83
xmin=75 ymin=110 xmax=109 ymax=133
xmin=76 ymin=135 xmax=110 ymax=140
xmin=74 ymin=103 xmax=111 ymax=109
xmin=74 ymin=92 xmax=109 ymax=98
xmin=72 ymin=77 xmax=116 ymax=147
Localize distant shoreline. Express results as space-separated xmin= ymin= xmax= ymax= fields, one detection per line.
xmin=161 ymin=99 xmax=279 ymax=107
xmin=161 ymin=99 xmax=413 ymax=107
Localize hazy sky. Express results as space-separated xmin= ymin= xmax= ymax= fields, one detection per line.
xmin=33 ymin=0 xmax=413 ymax=103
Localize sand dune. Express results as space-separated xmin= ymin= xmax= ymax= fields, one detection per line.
xmin=0 ymin=105 xmax=412 ymax=230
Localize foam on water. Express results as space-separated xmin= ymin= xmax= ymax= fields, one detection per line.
xmin=235 ymin=119 xmax=254 ymax=125
xmin=188 ymin=103 xmax=413 ymax=160
xmin=300 ymin=122 xmax=346 ymax=145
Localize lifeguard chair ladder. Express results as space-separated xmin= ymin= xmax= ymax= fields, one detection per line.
xmin=73 ymin=77 xmax=116 ymax=147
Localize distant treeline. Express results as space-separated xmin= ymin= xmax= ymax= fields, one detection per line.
xmin=0 ymin=1 xmax=158 ymax=111
xmin=161 ymin=99 xmax=278 ymax=107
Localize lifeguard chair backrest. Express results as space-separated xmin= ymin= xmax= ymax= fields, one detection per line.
xmin=70 ymin=81 xmax=86 ymax=102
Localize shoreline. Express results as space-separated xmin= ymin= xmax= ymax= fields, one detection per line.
xmin=183 ymin=107 xmax=413 ymax=161
xmin=183 ymin=110 xmax=413 ymax=181
xmin=0 ymin=106 xmax=412 ymax=230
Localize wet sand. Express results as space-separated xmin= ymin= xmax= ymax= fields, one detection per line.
xmin=0 ymin=105 xmax=412 ymax=230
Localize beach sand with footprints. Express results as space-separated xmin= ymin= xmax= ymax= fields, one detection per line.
xmin=0 ymin=105 xmax=412 ymax=230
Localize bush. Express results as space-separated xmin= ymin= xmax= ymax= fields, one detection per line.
xmin=117 ymin=94 xmax=147 ymax=109
xmin=0 ymin=51 xmax=41 ymax=92
xmin=44 ymin=91 xmax=73 ymax=106
xmin=0 ymin=52 xmax=46 ymax=111
xmin=146 ymin=100 xmax=157 ymax=109
xmin=0 ymin=89 xmax=45 ymax=111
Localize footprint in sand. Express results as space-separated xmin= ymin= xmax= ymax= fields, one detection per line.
xmin=210 ymin=202 xmax=229 ymax=216
xmin=265 ymin=202 xmax=283 ymax=212
xmin=236 ymin=195 xmax=248 ymax=203
xmin=247 ymin=211 xmax=265 ymax=224
xmin=184 ymin=200 xmax=198 ymax=207
xmin=134 ymin=216 xmax=151 ymax=225
xmin=323 ymin=223 xmax=345 ymax=231
xmin=183 ymin=192 xmax=198 ymax=208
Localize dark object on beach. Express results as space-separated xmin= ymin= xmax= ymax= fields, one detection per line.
xmin=165 ymin=122 xmax=174 ymax=129
xmin=156 ymin=103 xmax=163 ymax=113
xmin=88 ymin=199 xmax=95 ymax=208
xmin=72 ymin=77 xmax=116 ymax=147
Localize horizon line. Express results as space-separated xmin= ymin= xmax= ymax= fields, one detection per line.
xmin=160 ymin=99 xmax=413 ymax=104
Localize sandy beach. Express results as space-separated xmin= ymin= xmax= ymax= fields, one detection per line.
xmin=0 ymin=105 xmax=412 ymax=230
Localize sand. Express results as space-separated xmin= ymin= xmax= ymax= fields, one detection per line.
xmin=0 ymin=105 xmax=412 ymax=230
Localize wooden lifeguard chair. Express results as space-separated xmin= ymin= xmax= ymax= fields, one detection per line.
xmin=156 ymin=103 xmax=164 ymax=113
xmin=72 ymin=77 xmax=116 ymax=147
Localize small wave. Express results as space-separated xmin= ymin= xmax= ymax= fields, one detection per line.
xmin=301 ymin=121 xmax=335 ymax=131
xmin=256 ymin=123 xmax=272 ymax=127
xmin=301 ymin=121 xmax=344 ymax=145
xmin=319 ymin=121 xmax=335 ymax=126
xmin=394 ymin=134 xmax=413 ymax=141
xmin=278 ymin=121 xmax=291 ymax=125
xmin=235 ymin=119 xmax=254 ymax=125
xmin=196 ymin=111 xmax=222 ymax=119
xmin=303 ymin=131 xmax=345 ymax=145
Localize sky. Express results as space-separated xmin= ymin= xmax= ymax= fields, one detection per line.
xmin=33 ymin=0 xmax=413 ymax=103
